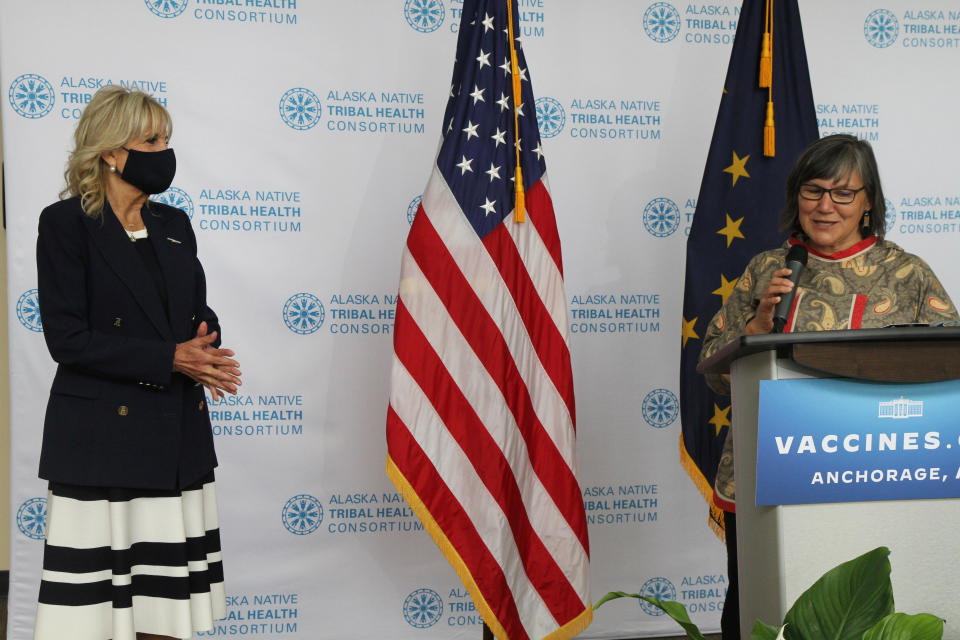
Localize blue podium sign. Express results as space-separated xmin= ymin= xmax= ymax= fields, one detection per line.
xmin=756 ymin=378 xmax=960 ymax=506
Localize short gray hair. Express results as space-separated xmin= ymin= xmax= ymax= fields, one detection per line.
xmin=780 ymin=134 xmax=886 ymax=239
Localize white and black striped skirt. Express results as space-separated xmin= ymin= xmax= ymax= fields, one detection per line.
xmin=34 ymin=472 xmax=225 ymax=640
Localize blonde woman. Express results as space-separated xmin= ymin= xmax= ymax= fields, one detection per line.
xmin=34 ymin=85 xmax=240 ymax=640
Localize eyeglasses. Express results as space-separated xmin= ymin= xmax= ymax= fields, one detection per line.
xmin=799 ymin=184 xmax=866 ymax=205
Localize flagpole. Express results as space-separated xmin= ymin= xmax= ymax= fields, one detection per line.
xmin=482 ymin=622 xmax=494 ymax=640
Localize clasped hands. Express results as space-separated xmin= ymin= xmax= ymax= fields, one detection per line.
xmin=173 ymin=321 xmax=242 ymax=401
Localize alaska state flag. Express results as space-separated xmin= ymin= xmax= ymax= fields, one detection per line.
xmin=679 ymin=0 xmax=819 ymax=535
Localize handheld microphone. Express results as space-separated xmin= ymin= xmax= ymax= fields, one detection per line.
xmin=772 ymin=244 xmax=808 ymax=334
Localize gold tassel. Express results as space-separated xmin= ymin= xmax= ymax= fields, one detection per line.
xmin=763 ymin=100 xmax=775 ymax=157
xmin=759 ymin=0 xmax=773 ymax=87
xmin=514 ymin=168 xmax=525 ymax=223
xmin=759 ymin=32 xmax=772 ymax=88
xmin=506 ymin=0 xmax=526 ymax=223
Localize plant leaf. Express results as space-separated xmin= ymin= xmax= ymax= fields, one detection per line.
xmin=751 ymin=620 xmax=781 ymax=640
xmin=592 ymin=592 xmax=707 ymax=640
xmin=783 ymin=546 xmax=894 ymax=640
xmin=861 ymin=613 xmax=944 ymax=640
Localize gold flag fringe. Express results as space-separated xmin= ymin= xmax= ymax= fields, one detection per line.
xmin=386 ymin=456 xmax=594 ymax=640
xmin=679 ymin=434 xmax=727 ymax=543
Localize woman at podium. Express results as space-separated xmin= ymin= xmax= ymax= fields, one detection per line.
xmin=699 ymin=133 xmax=959 ymax=639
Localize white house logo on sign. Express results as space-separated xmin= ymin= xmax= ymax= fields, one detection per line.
xmin=878 ymin=397 xmax=923 ymax=419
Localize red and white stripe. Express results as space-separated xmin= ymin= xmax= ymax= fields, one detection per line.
xmin=387 ymin=166 xmax=591 ymax=640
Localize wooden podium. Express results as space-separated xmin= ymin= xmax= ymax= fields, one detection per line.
xmin=698 ymin=327 xmax=960 ymax=640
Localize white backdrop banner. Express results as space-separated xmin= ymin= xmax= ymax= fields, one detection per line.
xmin=4 ymin=2 xmax=960 ymax=639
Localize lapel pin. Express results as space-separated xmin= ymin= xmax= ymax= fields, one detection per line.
xmin=166 ymin=237 xmax=182 ymax=244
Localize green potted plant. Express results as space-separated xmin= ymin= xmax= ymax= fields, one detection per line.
xmin=595 ymin=547 xmax=943 ymax=640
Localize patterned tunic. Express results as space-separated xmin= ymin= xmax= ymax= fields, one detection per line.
xmin=699 ymin=235 xmax=959 ymax=507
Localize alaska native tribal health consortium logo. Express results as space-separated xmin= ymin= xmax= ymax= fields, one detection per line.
xmin=865 ymin=8 xmax=960 ymax=48
xmin=282 ymin=494 xmax=323 ymax=535
xmin=17 ymin=289 xmax=43 ymax=332
xmin=153 ymin=187 xmax=195 ymax=218
xmin=8 ymin=73 xmax=55 ymax=119
xmin=404 ymin=0 xmax=548 ymax=37
xmin=637 ymin=574 xmax=726 ymax=616
xmin=145 ymin=0 xmax=299 ymax=26
xmin=642 ymin=2 xmax=740 ymax=46
xmin=403 ymin=588 xmax=444 ymax=628
xmin=8 ymin=72 xmax=169 ymax=121
xmin=279 ymin=87 xmax=426 ymax=136
xmin=283 ymin=292 xmax=396 ymax=336
xmin=643 ymin=197 xmax=681 ymax=237
xmin=17 ymin=497 xmax=47 ymax=540
xmin=642 ymin=388 xmax=679 ymax=428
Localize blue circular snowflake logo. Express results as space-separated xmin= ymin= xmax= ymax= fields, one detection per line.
xmin=144 ymin=0 xmax=188 ymax=18
xmin=643 ymin=197 xmax=680 ymax=237
xmin=152 ymin=186 xmax=194 ymax=219
xmin=404 ymin=0 xmax=445 ymax=33
xmin=17 ymin=289 xmax=43 ymax=332
xmin=279 ymin=88 xmax=322 ymax=130
xmin=643 ymin=3 xmax=681 ymax=43
xmin=403 ymin=588 xmax=443 ymax=628
xmin=407 ymin=195 xmax=422 ymax=225
xmin=8 ymin=74 xmax=55 ymax=119
xmin=864 ymin=9 xmax=898 ymax=48
xmin=638 ymin=577 xmax=677 ymax=616
xmin=535 ymin=97 xmax=565 ymax=139
xmin=282 ymin=494 xmax=323 ymax=535
xmin=642 ymin=388 xmax=679 ymax=428
xmin=883 ymin=197 xmax=895 ymax=231
xmin=283 ymin=293 xmax=325 ymax=334
xmin=17 ymin=497 xmax=47 ymax=540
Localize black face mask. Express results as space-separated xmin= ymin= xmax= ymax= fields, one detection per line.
xmin=118 ymin=147 xmax=176 ymax=195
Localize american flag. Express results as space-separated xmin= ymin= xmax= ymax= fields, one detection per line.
xmin=385 ymin=1 xmax=591 ymax=639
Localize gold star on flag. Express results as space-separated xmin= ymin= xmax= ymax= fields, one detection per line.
xmin=723 ymin=151 xmax=750 ymax=186
xmin=709 ymin=403 xmax=731 ymax=435
xmin=712 ymin=274 xmax=738 ymax=305
xmin=716 ymin=213 xmax=745 ymax=248
xmin=681 ymin=316 xmax=699 ymax=348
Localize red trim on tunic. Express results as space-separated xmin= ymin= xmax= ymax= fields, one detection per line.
xmin=850 ymin=294 xmax=868 ymax=329
xmin=788 ymin=235 xmax=877 ymax=261
xmin=783 ymin=288 xmax=803 ymax=333
xmin=713 ymin=492 xmax=736 ymax=513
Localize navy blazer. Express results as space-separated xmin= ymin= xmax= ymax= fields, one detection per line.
xmin=36 ymin=196 xmax=219 ymax=489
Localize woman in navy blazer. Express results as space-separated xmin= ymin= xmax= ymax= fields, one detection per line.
xmin=34 ymin=86 xmax=240 ymax=640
